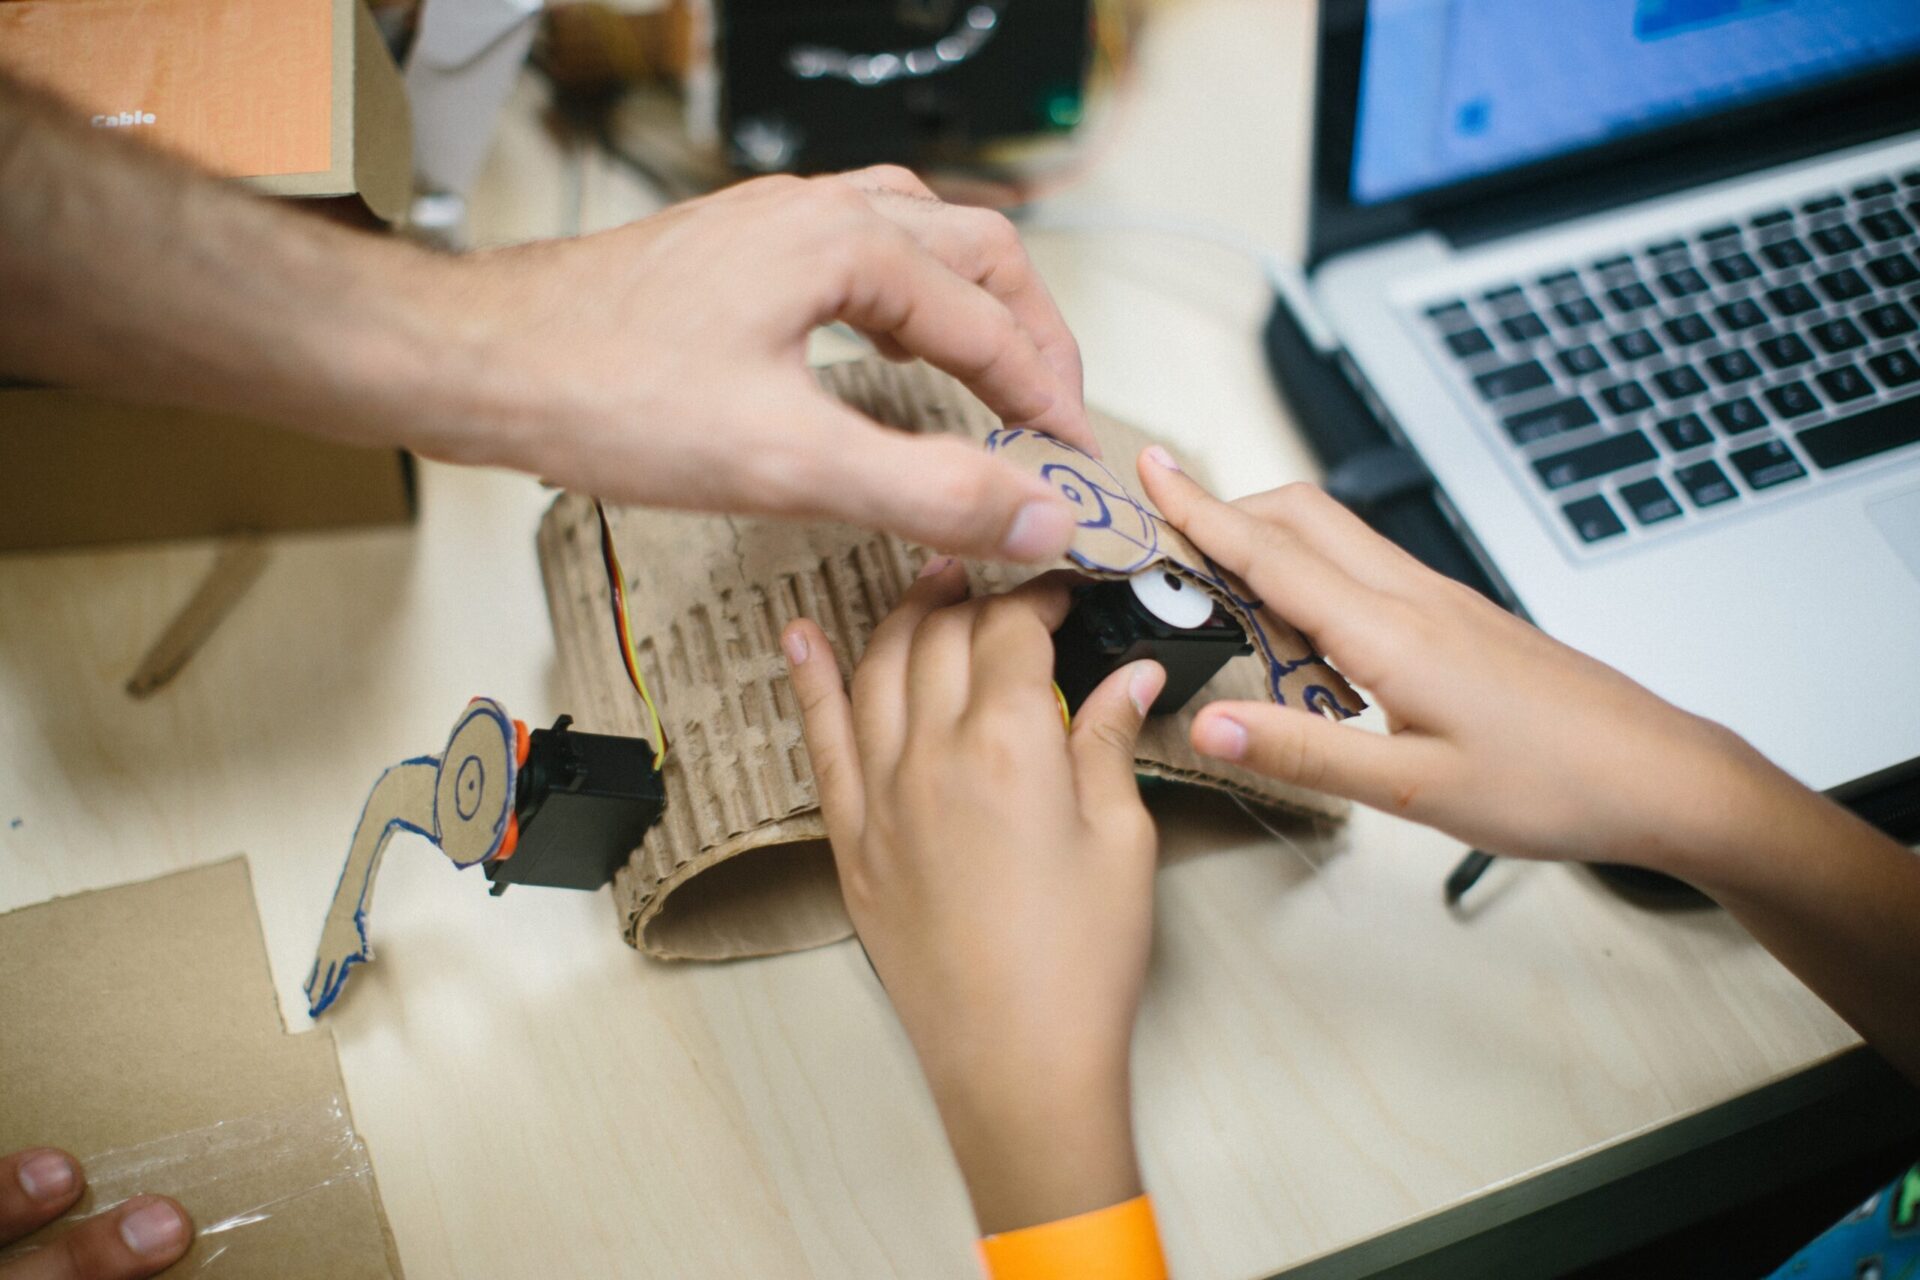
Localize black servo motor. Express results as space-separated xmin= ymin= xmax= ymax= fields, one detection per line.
xmin=485 ymin=715 xmax=665 ymax=895
xmin=1052 ymin=575 xmax=1252 ymax=717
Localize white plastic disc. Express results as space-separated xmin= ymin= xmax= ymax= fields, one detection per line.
xmin=1129 ymin=567 xmax=1214 ymax=629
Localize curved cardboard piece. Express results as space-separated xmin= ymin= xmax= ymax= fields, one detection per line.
xmin=536 ymin=358 xmax=1356 ymax=961
xmin=985 ymin=427 xmax=1363 ymax=717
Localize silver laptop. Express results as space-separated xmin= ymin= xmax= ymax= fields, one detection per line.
xmin=1289 ymin=0 xmax=1920 ymax=806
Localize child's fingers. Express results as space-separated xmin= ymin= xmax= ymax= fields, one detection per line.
xmin=1136 ymin=449 xmax=1381 ymax=645
xmin=851 ymin=558 xmax=970 ymax=766
xmin=964 ymin=574 xmax=1074 ymax=712
xmin=904 ymin=607 xmax=977 ymax=732
xmin=1070 ymin=661 xmax=1164 ymax=821
xmin=784 ymin=620 xmax=866 ymax=850
xmin=1190 ymin=701 xmax=1433 ymax=815
xmin=1232 ymin=482 xmax=1434 ymax=599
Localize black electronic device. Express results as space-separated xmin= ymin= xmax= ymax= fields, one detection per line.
xmin=1052 ymin=576 xmax=1250 ymax=717
xmin=485 ymin=715 xmax=665 ymax=895
xmin=716 ymin=0 xmax=1092 ymax=173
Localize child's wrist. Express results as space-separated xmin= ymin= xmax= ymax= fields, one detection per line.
xmin=1606 ymin=721 xmax=1830 ymax=896
xmin=923 ymin=1049 xmax=1140 ymax=1235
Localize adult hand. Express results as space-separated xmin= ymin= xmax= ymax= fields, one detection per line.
xmin=1136 ymin=447 xmax=1787 ymax=881
xmin=782 ymin=561 xmax=1165 ymax=1232
xmin=4 ymin=72 xmax=1090 ymax=562
xmin=0 ymin=1148 xmax=191 ymax=1279
xmin=412 ymin=166 xmax=1093 ymax=562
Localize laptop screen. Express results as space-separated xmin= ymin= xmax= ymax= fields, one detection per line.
xmin=1351 ymin=0 xmax=1920 ymax=207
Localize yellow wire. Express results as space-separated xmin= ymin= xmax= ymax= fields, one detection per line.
xmin=1053 ymin=682 xmax=1072 ymax=731
xmin=596 ymin=500 xmax=668 ymax=769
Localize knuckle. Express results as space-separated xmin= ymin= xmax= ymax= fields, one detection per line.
xmin=855 ymin=163 xmax=929 ymax=194
xmin=960 ymin=708 xmax=1027 ymax=769
xmin=796 ymin=179 xmax=877 ymax=245
xmin=1089 ymin=718 xmax=1136 ymax=758
xmin=1275 ymin=724 xmax=1327 ymax=791
xmin=794 ymin=672 xmax=840 ymax=720
xmin=967 ymin=207 xmax=1024 ymax=257
xmin=740 ymin=435 xmax=813 ymax=513
xmin=736 ymin=173 xmax=810 ymax=210
xmin=1272 ymin=481 xmax=1327 ymax=522
xmin=896 ymin=737 xmax=952 ymax=792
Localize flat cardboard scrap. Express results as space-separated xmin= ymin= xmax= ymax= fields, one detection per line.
xmin=0 ymin=859 xmax=402 ymax=1278
xmin=536 ymin=358 xmax=1352 ymax=962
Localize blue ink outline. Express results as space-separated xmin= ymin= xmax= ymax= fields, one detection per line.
xmin=986 ymin=429 xmax=1365 ymax=719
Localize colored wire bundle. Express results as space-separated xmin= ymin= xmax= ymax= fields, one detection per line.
xmin=594 ymin=499 xmax=669 ymax=769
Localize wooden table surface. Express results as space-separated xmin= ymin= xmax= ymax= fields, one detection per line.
xmin=0 ymin=3 xmax=1870 ymax=1277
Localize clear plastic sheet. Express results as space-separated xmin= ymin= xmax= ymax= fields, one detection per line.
xmin=0 ymin=1096 xmax=375 ymax=1274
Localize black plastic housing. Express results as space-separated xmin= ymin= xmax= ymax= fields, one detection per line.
xmin=717 ymin=0 xmax=1091 ymax=173
xmin=485 ymin=716 xmax=665 ymax=895
xmin=1052 ymin=579 xmax=1250 ymax=717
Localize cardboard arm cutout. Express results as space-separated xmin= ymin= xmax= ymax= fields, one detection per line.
xmin=305 ymin=698 xmax=520 ymax=1017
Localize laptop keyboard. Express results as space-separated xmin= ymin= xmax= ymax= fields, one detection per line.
xmin=1416 ymin=167 xmax=1920 ymax=550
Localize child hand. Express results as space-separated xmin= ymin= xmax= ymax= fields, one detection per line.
xmin=1137 ymin=448 xmax=1788 ymax=882
xmin=782 ymin=560 xmax=1165 ymax=1233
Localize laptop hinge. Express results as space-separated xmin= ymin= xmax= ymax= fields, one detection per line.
xmin=1432 ymin=93 xmax=1920 ymax=253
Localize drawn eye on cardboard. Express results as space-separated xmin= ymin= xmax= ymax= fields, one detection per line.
xmin=304 ymin=698 xmax=520 ymax=1017
xmin=987 ymin=427 xmax=1365 ymax=718
xmin=994 ymin=429 xmax=1162 ymax=574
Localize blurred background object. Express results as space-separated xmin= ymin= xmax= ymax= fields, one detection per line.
xmin=534 ymin=0 xmax=1138 ymax=206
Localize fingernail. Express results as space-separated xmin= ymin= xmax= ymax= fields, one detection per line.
xmin=1143 ymin=445 xmax=1181 ymax=473
xmin=1127 ymin=664 xmax=1166 ymax=717
xmin=782 ymin=626 xmax=809 ymax=665
xmin=119 ymin=1200 xmax=188 ymax=1257
xmin=18 ymin=1151 xmax=74 ymax=1201
xmin=1001 ymin=501 xmax=1075 ymax=562
xmin=917 ymin=555 xmax=954 ymax=579
xmin=1193 ymin=713 xmax=1247 ymax=761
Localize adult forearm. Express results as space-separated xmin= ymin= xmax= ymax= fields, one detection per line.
xmin=0 ymin=73 xmax=481 ymax=458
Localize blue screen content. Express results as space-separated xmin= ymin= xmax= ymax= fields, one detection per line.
xmin=1350 ymin=0 xmax=1920 ymax=205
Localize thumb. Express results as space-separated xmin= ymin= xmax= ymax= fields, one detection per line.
xmin=789 ymin=399 xmax=1079 ymax=563
xmin=1069 ymin=660 xmax=1164 ymax=818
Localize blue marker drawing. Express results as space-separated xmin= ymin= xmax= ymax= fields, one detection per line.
xmin=985 ymin=428 xmax=1365 ymax=720
xmin=305 ymin=698 xmax=520 ymax=1017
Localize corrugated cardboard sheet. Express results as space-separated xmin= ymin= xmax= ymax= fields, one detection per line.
xmin=538 ymin=359 xmax=1349 ymax=961
xmin=0 ymin=858 xmax=402 ymax=1277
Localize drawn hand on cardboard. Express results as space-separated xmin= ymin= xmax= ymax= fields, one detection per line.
xmin=985 ymin=428 xmax=1365 ymax=717
xmin=305 ymin=698 xmax=521 ymax=1017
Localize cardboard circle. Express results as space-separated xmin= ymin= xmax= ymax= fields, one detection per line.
xmin=433 ymin=698 xmax=518 ymax=867
xmin=987 ymin=429 xmax=1160 ymax=574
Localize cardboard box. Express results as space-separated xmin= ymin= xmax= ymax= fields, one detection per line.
xmin=0 ymin=391 xmax=414 ymax=552
xmin=0 ymin=0 xmax=412 ymax=222
xmin=0 ymin=0 xmax=418 ymax=550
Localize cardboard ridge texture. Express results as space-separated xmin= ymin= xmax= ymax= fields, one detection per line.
xmin=537 ymin=358 xmax=1351 ymax=962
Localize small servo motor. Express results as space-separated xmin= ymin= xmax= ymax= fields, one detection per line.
xmin=485 ymin=715 xmax=666 ymax=895
xmin=1052 ymin=571 xmax=1252 ymax=716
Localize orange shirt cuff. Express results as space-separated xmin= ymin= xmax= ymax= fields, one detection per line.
xmin=977 ymin=1194 xmax=1168 ymax=1280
